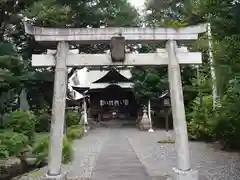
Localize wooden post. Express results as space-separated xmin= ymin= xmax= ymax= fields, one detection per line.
xmin=165 ymin=111 xmax=169 ymax=132
xmin=46 ymin=41 xmax=69 ymax=180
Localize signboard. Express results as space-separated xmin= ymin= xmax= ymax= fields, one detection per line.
xmin=100 ymin=99 xmax=129 ymax=106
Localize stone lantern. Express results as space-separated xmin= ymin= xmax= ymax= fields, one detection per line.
xmin=139 ymin=107 xmax=151 ymax=131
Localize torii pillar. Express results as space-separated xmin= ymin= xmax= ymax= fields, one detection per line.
xmin=167 ymin=41 xmax=196 ymax=179
xmin=47 ymin=41 xmax=69 ymax=179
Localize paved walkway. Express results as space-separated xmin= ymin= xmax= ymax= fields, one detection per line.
xmin=17 ymin=128 xmax=240 ymax=180
xmin=91 ymin=130 xmax=151 ymax=180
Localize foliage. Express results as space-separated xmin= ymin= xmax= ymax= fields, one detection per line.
xmin=62 ymin=136 xmax=73 ymax=164
xmin=66 ymin=110 xmax=81 ymax=127
xmin=32 ymin=135 xmax=73 ymax=165
xmin=24 ymin=0 xmax=72 ymax=27
xmin=35 ymin=108 xmax=51 ymax=133
xmin=0 ymin=131 xmax=28 ymax=159
xmin=131 ymin=67 xmax=168 ymax=104
xmin=0 ymin=42 xmax=23 ymax=117
xmin=131 ymin=0 xmax=206 ymax=105
xmin=142 ymin=0 xmax=240 ymax=151
xmin=66 ymin=125 xmax=84 ymax=140
xmin=4 ymin=110 xmax=36 ymax=141
xmin=0 ymin=0 xmax=141 ymax=115
xmin=213 ymin=82 xmax=240 ymax=149
xmin=187 ymin=95 xmax=216 ymax=141
xmin=184 ymin=0 xmax=240 ymax=150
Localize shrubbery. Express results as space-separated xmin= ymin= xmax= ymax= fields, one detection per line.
xmin=62 ymin=137 xmax=73 ymax=164
xmin=66 ymin=110 xmax=81 ymax=127
xmin=187 ymin=83 xmax=240 ymax=150
xmin=4 ymin=110 xmax=36 ymax=141
xmin=187 ymin=95 xmax=216 ymax=141
xmin=213 ymin=84 xmax=240 ymax=149
xmin=35 ymin=109 xmax=51 ymax=133
xmin=0 ymin=131 xmax=28 ymax=159
xmin=32 ymin=135 xmax=73 ymax=165
xmin=66 ymin=125 xmax=84 ymax=140
xmin=0 ymin=109 xmax=84 ymax=169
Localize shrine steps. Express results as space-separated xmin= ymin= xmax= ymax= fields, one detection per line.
xmin=100 ymin=120 xmax=136 ymax=128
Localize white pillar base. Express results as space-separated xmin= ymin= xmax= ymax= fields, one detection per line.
xmin=172 ymin=167 xmax=198 ymax=180
xmin=44 ymin=173 xmax=67 ymax=180
xmin=148 ymin=128 xmax=154 ymax=132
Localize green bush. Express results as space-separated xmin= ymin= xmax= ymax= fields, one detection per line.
xmin=62 ymin=137 xmax=73 ymax=164
xmin=4 ymin=110 xmax=36 ymax=141
xmin=187 ymin=82 xmax=240 ymax=150
xmin=32 ymin=135 xmax=49 ymax=165
xmin=32 ymin=135 xmax=73 ymax=165
xmin=213 ymin=84 xmax=240 ymax=149
xmin=66 ymin=125 xmax=84 ymax=140
xmin=187 ymin=95 xmax=216 ymax=141
xmin=66 ymin=110 xmax=81 ymax=127
xmin=35 ymin=109 xmax=51 ymax=133
xmin=0 ymin=131 xmax=28 ymax=159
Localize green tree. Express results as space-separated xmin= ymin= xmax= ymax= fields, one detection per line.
xmin=131 ymin=0 xmax=206 ymax=105
xmin=0 ymin=0 xmax=141 ymax=112
xmin=0 ymin=42 xmax=24 ymax=121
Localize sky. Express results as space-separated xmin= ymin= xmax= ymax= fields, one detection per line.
xmin=129 ymin=0 xmax=145 ymax=9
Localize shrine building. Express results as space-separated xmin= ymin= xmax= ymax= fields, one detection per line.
xmin=68 ymin=67 xmax=138 ymax=121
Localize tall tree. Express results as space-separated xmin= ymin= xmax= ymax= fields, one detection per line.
xmin=0 ymin=42 xmax=24 ymax=121
xmin=0 ymin=0 xmax=141 ymax=111
xmin=131 ymin=0 xmax=207 ymax=105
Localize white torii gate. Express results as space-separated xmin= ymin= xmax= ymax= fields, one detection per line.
xmin=24 ymin=22 xmax=207 ymax=180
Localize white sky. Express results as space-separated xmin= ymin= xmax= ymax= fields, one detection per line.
xmin=129 ymin=0 xmax=145 ymax=9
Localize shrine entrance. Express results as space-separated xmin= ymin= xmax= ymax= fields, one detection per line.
xmin=89 ymin=84 xmax=137 ymax=121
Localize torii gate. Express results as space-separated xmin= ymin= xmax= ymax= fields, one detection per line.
xmin=24 ymin=22 xmax=207 ymax=180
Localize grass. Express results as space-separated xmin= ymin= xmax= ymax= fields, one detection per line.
xmin=157 ymin=139 xmax=175 ymax=144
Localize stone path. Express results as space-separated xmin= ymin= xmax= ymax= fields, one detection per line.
xmin=91 ymin=129 xmax=151 ymax=180
xmin=16 ymin=128 xmax=240 ymax=180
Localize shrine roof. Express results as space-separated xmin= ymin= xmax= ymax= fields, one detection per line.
xmin=72 ymin=82 xmax=132 ymax=90
xmin=69 ymin=67 xmax=132 ymax=88
xmin=92 ymin=68 xmax=132 ymax=83
xmin=69 ymin=68 xmax=133 ymax=99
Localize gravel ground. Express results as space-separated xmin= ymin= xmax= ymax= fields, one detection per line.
xmin=15 ymin=128 xmax=240 ymax=180
xmin=127 ymin=129 xmax=240 ymax=180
